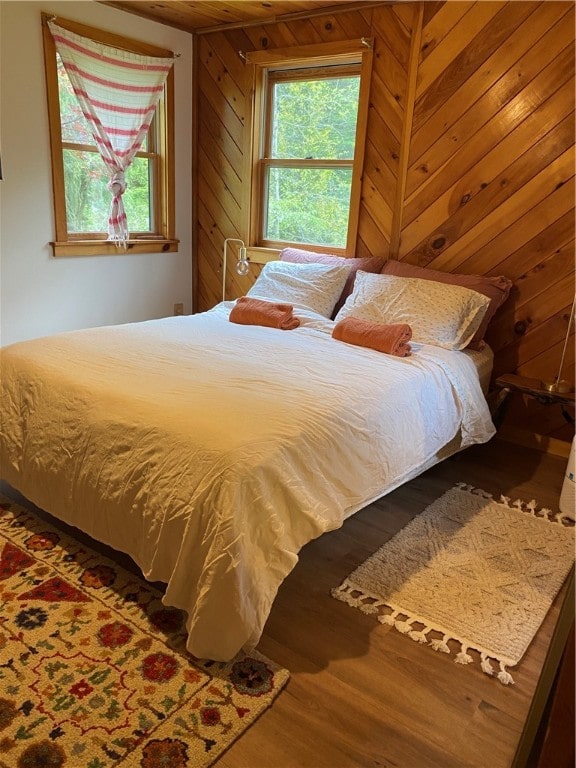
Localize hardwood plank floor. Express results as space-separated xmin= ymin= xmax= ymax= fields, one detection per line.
xmin=220 ymin=438 xmax=574 ymax=768
xmin=2 ymin=437 xmax=573 ymax=767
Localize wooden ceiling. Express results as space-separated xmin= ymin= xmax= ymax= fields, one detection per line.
xmin=100 ymin=1 xmax=378 ymax=34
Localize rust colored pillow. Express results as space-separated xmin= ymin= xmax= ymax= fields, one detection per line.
xmin=380 ymin=260 xmax=512 ymax=349
xmin=280 ymin=247 xmax=387 ymax=317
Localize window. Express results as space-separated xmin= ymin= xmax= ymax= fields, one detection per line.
xmin=42 ymin=14 xmax=178 ymax=256
xmin=247 ymin=41 xmax=372 ymax=254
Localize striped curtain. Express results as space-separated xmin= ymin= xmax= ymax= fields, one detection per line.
xmin=48 ymin=22 xmax=174 ymax=245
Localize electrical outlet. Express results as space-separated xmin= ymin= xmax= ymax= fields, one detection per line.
xmin=173 ymin=303 xmax=184 ymax=316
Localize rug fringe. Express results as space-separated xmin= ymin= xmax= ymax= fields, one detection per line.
xmin=332 ymin=582 xmax=516 ymax=685
xmin=497 ymin=662 xmax=515 ymax=685
xmin=499 ymin=494 xmax=564 ymax=523
xmin=455 ymin=482 xmax=492 ymax=499
xmin=456 ymin=483 xmax=571 ymax=526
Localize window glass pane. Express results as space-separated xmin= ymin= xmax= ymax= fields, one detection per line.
xmin=63 ymin=149 xmax=108 ymax=232
xmin=124 ymin=157 xmax=152 ymax=232
xmin=64 ymin=150 xmax=151 ymax=233
xmin=264 ymin=166 xmax=352 ymax=247
xmin=58 ymin=54 xmax=93 ymax=145
xmin=271 ymin=76 xmax=360 ymax=160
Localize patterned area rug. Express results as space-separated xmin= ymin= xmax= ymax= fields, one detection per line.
xmin=0 ymin=496 xmax=289 ymax=767
xmin=333 ymin=483 xmax=575 ymax=685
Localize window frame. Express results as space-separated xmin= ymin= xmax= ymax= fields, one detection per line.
xmin=41 ymin=13 xmax=178 ymax=256
xmin=246 ymin=40 xmax=373 ymax=255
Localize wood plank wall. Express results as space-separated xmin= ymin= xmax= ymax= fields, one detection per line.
xmin=194 ymin=1 xmax=575 ymax=444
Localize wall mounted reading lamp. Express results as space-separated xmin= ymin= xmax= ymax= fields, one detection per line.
xmin=543 ymin=295 xmax=575 ymax=393
xmin=222 ymin=238 xmax=250 ymax=301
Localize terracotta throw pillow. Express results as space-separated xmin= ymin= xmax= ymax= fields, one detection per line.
xmin=280 ymin=247 xmax=387 ymax=317
xmin=380 ymin=260 xmax=512 ymax=349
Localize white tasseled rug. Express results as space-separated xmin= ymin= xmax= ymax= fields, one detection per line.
xmin=333 ymin=483 xmax=574 ymax=685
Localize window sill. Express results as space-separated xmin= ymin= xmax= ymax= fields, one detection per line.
xmin=51 ymin=239 xmax=180 ymax=257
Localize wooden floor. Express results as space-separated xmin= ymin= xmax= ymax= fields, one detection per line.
xmin=2 ymin=438 xmax=574 ymax=767
xmin=221 ymin=438 xmax=574 ymax=768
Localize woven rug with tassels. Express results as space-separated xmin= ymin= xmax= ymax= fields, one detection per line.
xmin=0 ymin=495 xmax=289 ymax=767
xmin=333 ymin=483 xmax=574 ymax=685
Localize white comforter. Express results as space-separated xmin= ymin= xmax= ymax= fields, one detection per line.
xmin=0 ymin=304 xmax=495 ymax=659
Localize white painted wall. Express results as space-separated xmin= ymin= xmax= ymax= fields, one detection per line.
xmin=0 ymin=1 xmax=193 ymax=346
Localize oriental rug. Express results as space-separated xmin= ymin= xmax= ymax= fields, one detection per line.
xmin=333 ymin=483 xmax=574 ymax=685
xmin=0 ymin=496 xmax=289 ymax=767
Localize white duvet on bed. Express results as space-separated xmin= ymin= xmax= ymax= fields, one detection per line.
xmin=0 ymin=304 xmax=495 ymax=659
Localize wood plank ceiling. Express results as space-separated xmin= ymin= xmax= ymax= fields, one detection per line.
xmin=100 ymin=1 xmax=367 ymax=33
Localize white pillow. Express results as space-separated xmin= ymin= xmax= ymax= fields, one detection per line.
xmin=335 ymin=271 xmax=490 ymax=350
xmin=247 ymin=260 xmax=351 ymax=318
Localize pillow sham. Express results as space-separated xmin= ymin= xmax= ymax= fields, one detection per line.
xmin=247 ymin=260 xmax=351 ymax=318
xmin=335 ymin=271 xmax=490 ymax=351
xmin=280 ymin=247 xmax=386 ymax=317
xmin=380 ymin=260 xmax=512 ymax=348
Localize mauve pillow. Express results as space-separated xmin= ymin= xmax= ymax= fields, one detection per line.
xmin=280 ymin=247 xmax=387 ymax=317
xmin=381 ymin=260 xmax=512 ymax=349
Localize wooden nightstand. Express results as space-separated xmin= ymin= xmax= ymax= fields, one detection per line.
xmin=492 ymin=374 xmax=576 ymax=425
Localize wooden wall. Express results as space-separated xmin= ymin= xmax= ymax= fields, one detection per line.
xmin=194 ymin=1 xmax=575 ymax=444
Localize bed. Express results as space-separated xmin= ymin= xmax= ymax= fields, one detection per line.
xmin=0 ymin=258 xmax=503 ymax=661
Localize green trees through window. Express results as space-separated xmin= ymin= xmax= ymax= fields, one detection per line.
xmin=263 ymin=71 xmax=360 ymax=248
xmin=270 ymin=77 xmax=359 ymax=159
